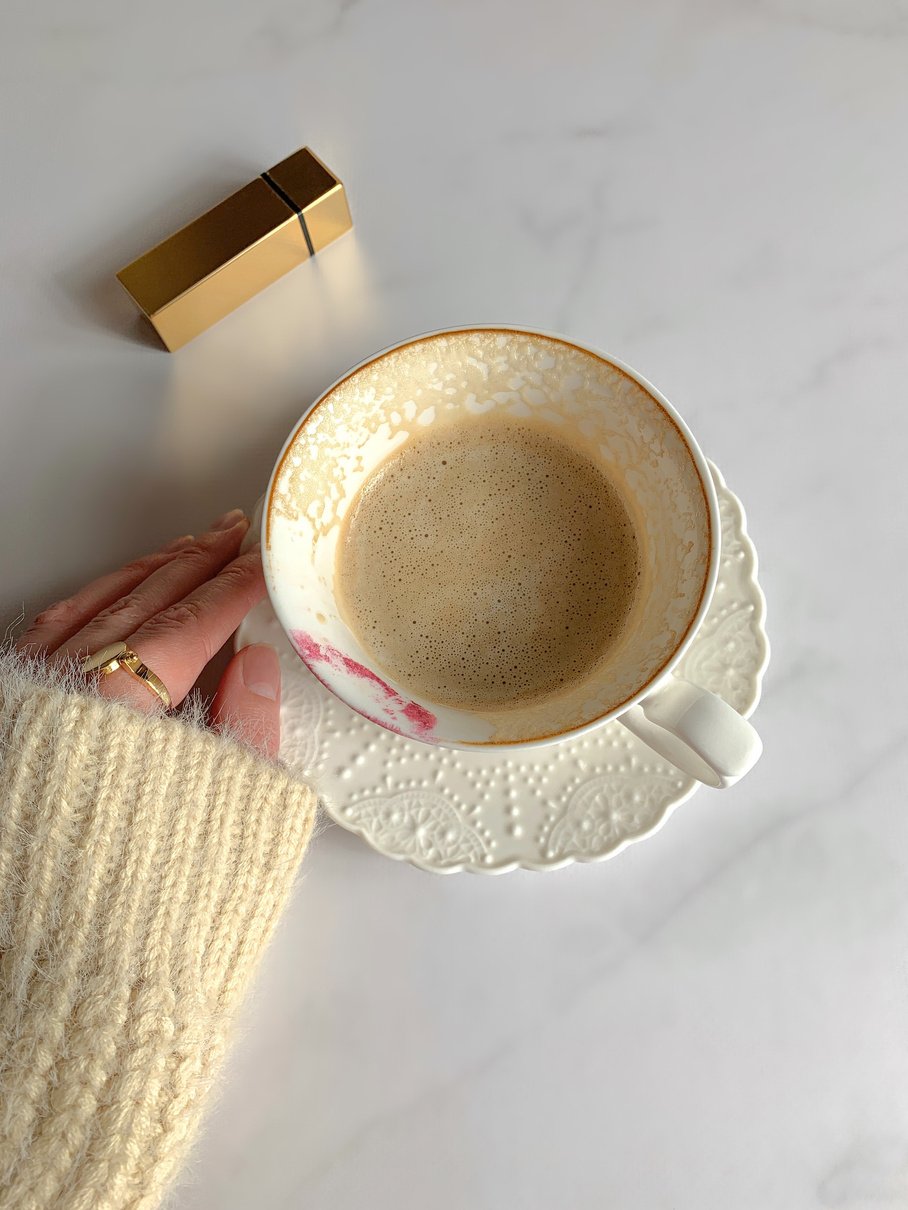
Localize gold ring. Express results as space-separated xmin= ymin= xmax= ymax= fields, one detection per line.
xmin=82 ymin=641 xmax=172 ymax=710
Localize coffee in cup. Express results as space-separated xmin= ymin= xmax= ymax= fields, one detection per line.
xmin=335 ymin=411 xmax=641 ymax=711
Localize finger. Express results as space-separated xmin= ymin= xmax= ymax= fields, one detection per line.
xmin=211 ymin=644 xmax=282 ymax=759
xmin=16 ymin=534 xmax=195 ymax=656
xmin=105 ymin=546 xmax=266 ymax=710
xmin=54 ymin=510 xmax=249 ymax=663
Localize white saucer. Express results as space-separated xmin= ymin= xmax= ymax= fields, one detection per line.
xmin=236 ymin=462 xmax=768 ymax=874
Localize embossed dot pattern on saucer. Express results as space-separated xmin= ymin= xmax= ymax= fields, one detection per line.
xmin=236 ymin=463 xmax=768 ymax=874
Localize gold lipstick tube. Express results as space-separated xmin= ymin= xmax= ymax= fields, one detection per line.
xmin=116 ymin=147 xmax=352 ymax=351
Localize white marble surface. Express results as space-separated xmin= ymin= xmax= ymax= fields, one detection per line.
xmin=3 ymin=2 xmax=908 ymax=1206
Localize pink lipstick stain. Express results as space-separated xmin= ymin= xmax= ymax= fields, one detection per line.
xmin=291 ymin=632 xmax=437 ymax=739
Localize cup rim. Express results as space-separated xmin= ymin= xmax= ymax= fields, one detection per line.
xmin=263 ymin=324 xmax=720 ymax=750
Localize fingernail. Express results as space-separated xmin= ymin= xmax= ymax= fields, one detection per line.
xmin=211 ymin=508 xmax=247 ymax=532
xmin=163 ymin=534 xmax=195 ymax=552
xmin=241 ymin=643 xmax=280 ymax=701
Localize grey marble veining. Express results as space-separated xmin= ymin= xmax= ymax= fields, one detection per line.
xmin=2 ymin=1 xmax=907 ymax=1206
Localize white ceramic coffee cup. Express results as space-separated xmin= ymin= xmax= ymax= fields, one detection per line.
xmin=259 ymin=326 xmax=761 ymax=788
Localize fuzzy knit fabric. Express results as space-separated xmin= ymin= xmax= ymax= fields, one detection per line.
xmin=0 ymin=651 xmax=316 ymax=1210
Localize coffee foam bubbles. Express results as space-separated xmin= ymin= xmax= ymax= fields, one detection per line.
xmin=336 ymin=413 xmax=641 ymax=711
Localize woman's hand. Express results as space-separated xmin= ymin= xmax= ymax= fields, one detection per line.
xmin=16 ymin=509 xmax=281 ymax=758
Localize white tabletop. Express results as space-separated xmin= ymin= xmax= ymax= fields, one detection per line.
xmin=3 ymin=3 xmax=908 ymax=1207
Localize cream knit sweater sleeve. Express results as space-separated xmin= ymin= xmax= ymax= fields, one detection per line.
xmin=0 ymin=653 xmax=317 ymax=1210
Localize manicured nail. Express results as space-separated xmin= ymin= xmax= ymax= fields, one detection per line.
xmin=163 ymin=534 xmax=195 ymax=552
xmin=211 ymin=508 xmax=247 ymax=532
xmin=241 ymin=643 xmax=280 ymax=701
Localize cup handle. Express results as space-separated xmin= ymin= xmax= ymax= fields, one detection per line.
xmin=618 ymin=677 xmax=762 ymax=789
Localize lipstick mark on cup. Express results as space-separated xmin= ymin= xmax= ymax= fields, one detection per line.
xmin=291 ymin=632 xmax=437 ymax=740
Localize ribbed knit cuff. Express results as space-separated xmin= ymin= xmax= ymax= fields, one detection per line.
xmin=0 ymin=658 xmax=316 ymax=1210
